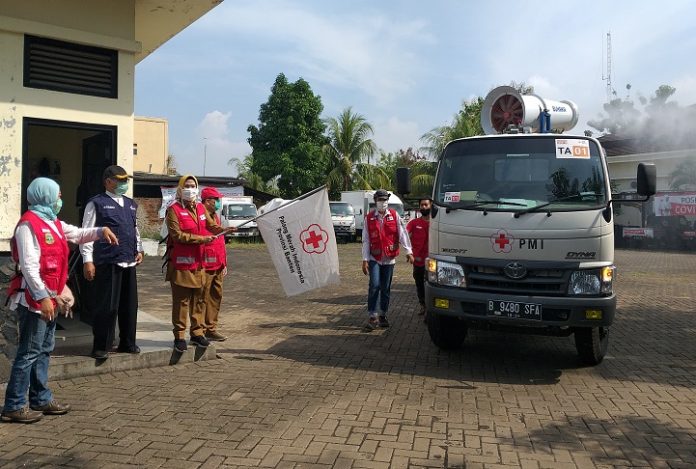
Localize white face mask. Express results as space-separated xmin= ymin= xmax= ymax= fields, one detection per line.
xmin=376 ymin=200 xmax=388 ymax=211
xmin=181 ymin=187 xmax=199 ymax=201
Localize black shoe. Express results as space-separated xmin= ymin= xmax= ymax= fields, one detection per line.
xmin=378 ymin=316 xmax=390 ymax=328
xmin=174 ymin=339 xmax=187 ymax=352
xmin=190 ymin=335 xmax=210 ymax=348
xmin=116 ymin=345 xmax=141 ymax=354
xmin=31 ymin=400 xmax=71 ymax=415
xmin=91 ymin=350 xmax=108 ymax=359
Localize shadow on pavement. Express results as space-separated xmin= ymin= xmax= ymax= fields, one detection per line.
xmin=525 ymin=414 xmax=696 ymax=466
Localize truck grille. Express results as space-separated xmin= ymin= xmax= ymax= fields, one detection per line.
xmin=467 ymin=264 xmax=567 ymax=295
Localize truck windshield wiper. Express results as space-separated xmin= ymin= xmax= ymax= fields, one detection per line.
xmin=435 ymin=199 xmax=527 ymax=213
xmin=461 ymin=199 xmax=527 ymax=209
xmin=513 ymin=193 xmax=603 ymax=218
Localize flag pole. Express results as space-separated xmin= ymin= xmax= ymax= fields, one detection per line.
xmin=234 ymin=185 xmax=326 ymax=229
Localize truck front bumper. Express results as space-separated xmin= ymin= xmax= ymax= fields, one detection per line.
xmin=228 ymin=228 xmax=259 ymax=238
xmin=425 ymin=283 xmax=616 ymax=328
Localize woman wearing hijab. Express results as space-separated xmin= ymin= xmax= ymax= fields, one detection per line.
xmin=2 ymin=177 xmax=118 ymax=424
xmin=165 ymin=175 xmax=229 ymax=352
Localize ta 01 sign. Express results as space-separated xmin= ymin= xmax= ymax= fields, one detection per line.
xmin=555 ymin=138 xmax=590 ymax=159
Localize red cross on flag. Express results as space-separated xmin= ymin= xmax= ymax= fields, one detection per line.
xmin=255 ymin=187 xmax=340 ymax=296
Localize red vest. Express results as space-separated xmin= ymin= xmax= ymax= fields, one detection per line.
xmin=366 ymin=209 xmax=400 ymax=261
xmin=7 ymin=211 xmax=69 ymax=310
xmin=407 ymin=217 xmax=429 ymax=266
xmin=201 ymin=212 xmax=227 ymax=271
xmin=169 ymin=202 xmax=207 ymax=271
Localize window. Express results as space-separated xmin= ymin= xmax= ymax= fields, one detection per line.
xmin=24 ymin=35 xmax=118 ymax=98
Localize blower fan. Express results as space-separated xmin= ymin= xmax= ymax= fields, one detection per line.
xmin=481 ymin=86 xmax=579 ymax=134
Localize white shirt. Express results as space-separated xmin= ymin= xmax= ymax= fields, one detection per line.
xmin=361 ymin=209 xmax=413 ymax=265
xmin=80 ymin=191 xmax=142 ymax=267
xmin=10 ymin=219 xmax=103 ymax=313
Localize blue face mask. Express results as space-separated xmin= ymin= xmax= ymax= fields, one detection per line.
xmin=214 ymin=200 xmax=221 ymax=211
xmin=114 ymin=181 xmax=129 ymax=196
xmin=52 ymin=198 xmax=63 ymax=216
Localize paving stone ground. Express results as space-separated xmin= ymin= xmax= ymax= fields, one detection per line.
xmin=1 ymin=243 xmax=695 ymax=468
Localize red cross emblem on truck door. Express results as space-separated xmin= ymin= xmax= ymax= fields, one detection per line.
xmin=300 ymin=224 xmax=329 ymax=254
xmin=491 ymin=229 xmax=514 ymax=253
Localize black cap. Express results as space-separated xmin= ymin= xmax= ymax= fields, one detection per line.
xmin=103 ymin=165 xmax=131 ymax=181
xmin=373 ymin=189 xmax=391 ymax=200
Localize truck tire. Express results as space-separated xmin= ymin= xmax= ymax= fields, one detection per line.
xmin=427 ymin=312 xmax=467 ymax=350
xmin=574 ymin=326 xmax=608 ymax=365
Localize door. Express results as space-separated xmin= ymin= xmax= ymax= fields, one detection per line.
xmin=77 ymin=132 xmax=115 ymax=221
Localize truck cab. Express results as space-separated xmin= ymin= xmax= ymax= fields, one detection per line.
xmin=341 ymin=190 xmax=407 ymax=237
xmin=403 ymin=86 xmax=656 ymax=365
xmin=329 ymin=201 xmax=357 ymax=242
xmin=221 ymin=196 xmax=259 ymax=241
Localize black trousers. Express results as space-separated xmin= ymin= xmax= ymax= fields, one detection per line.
xmin=90 ymin=264 xmax=138 ymax=352
xmin=413 ymin=265 xmax=426 ymax=306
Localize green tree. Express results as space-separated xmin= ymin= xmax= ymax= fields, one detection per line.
xmin=247 ymin=74 xmax=328 ymax=198
xmin=421 ymin=82 xmax=533 ymax=158
xmin=420 ymin=97 xmax=484 ymax=159
xmin=229 ymin=154 xmax=279 ymax=195
xmin=669 ymin=158 xmax=696 ymax=190
xmin=324 ymin=107 xmax=377 ymax=195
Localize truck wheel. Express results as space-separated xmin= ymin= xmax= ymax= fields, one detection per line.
xmin=574 ymin=326 xmax=608 ymax=365
xmin=427 ymin=312 xmax=467 ymax=350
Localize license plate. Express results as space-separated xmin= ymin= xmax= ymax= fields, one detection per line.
xmin=487 ymin=300 xmax=542 ymax=320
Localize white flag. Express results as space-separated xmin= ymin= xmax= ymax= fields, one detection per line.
xmin=256 ymin=187 xmax=340 ymax=296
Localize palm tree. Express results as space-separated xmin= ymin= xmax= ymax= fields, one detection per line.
xmin=421 ymin=97 xmax=484 ymax=158
xmin=669 ymin=158 xmax=696 ymax=190
xmin=324 ymin=107 xmax=377 ymax=192
xmin=229 ymin=154 xmax=279 ymax=195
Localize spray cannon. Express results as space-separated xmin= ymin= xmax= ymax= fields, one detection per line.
xmin=481 ymin=86 xmax=579 ymax=135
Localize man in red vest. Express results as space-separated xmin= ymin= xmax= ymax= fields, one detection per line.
xmin=200 ymin=187 xmax=234 ymax=342
xmin=406 ymin=198 xmax=432 ymax=318
xmin=361 ymin=189 xmax=414 ymax=331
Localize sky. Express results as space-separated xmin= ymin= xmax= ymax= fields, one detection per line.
xmin=134 ymin=0 xmax=696 ymax=178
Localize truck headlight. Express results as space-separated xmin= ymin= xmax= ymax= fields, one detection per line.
xmin=568 ymin=267 xmax=614 ymax=295
xmin=426 ymin=258 xmax=466 ymax=287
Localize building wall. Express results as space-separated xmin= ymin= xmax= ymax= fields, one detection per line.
xmin=134 ymin=117 xmax=169 ymax=175
xmin=606 ymin=149 xmax=696 ymax=193
xmin=0 ymin=1 xmax=139 ymax=250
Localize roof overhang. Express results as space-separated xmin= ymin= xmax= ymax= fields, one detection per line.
xmin=135 ymin=0 xmax=222 ymax=63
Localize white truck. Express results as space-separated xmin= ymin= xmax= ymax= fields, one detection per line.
xmin=220 ymin=196 xmax=259 ymax=240
xmin=397 ymin=86 xmax=656 ymax=365
xmin=341 ymin=190 xmax=407 ymax=237
xmin=329 ymin=201 xmax=357 ymax=242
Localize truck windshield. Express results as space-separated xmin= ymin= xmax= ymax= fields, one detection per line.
xmin=435 ymin=136 xmax=607 ymax=212
xmin=223 ymin=204 xmax=257 ymax=218
xmin=330 ymin=203 xmax=354 ymax=216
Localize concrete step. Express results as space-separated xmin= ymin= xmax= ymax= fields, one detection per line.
xmin=48 ymin=310 xmax=219 ymax=381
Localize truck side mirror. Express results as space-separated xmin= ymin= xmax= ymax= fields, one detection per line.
xmin=396 ymin=167 xmax=411 ymax=195
xmin=636 ymin=163 xmax=656 ymax=197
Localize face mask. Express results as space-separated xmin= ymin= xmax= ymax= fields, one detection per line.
xmin=52 ymin=198 xmax=63 ymax=216
xmin=420 ymin=208 xmax=431 ymax=217
xmin=214 ymin=200 xmax=221 ymax=211
xmin=181 ymin=187 xmax=198 ymax=201
xmin=114 ymin=181 xmax=129 ymax=196
xmin=376 ymin=200 xmax=388 ymax=211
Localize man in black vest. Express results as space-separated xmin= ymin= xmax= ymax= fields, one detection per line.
xmin=81 ymin=165 xmax=143 ymax=359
